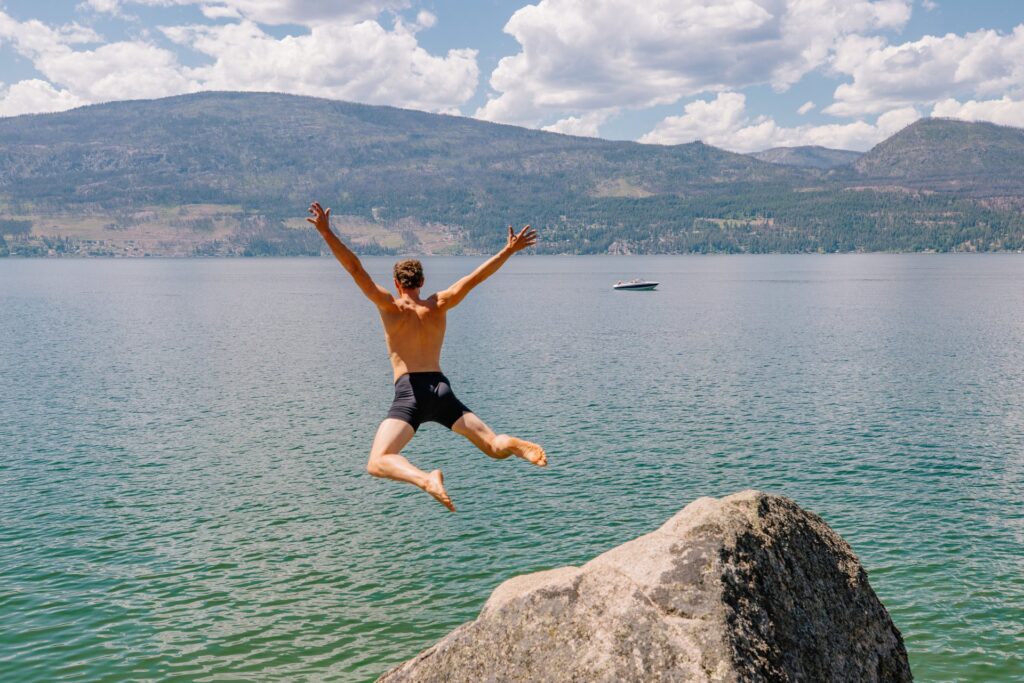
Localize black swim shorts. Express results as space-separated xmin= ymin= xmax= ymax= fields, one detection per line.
xmin=387 ymin=372 xmax=470 ymax=431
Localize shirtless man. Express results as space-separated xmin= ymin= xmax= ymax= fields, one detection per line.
xmin=307 ymin=202 xmax=547 ymax=512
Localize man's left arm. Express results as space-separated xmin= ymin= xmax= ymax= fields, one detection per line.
xmin=437 ymin=225 xmax=537 ymax=310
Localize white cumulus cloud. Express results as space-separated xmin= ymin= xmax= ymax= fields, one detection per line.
xmin=827 ymin=25 xmax=1024 ymax=116
xmin=88 ymin=0 xmax=407 ymax=25
xmin=541 ymin=110 xmax=614 ymax=137
xmin=931 ymin=96 xmax=1024 ymax=128
xmin=0 ymin=7 xmax=478 ymax=117
xmin=0 ymin=79 xmax=85 ymax=117
xmin=162 ymin=18 xmax=477 ymax=112
xmin=476 ymin=0 xmax=912 ymax=127
xmin=83 ymin=0 xmax=123 ymax=14
xmin=0 ymin=11 xmax=198 ymax=111
xmin=639 ymin=91 xmax=921 ymax=152
xmin=199 ymin=5 xmax=244 ymax=20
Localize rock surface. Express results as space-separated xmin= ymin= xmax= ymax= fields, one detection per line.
xmin=378 ymin=490 xmax=912 ymax=682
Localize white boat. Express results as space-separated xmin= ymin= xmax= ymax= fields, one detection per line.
xmin=613 ymin=278 xmax=659 ymax=291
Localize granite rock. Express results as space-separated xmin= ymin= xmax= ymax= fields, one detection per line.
xmin=378 ymin=490 xmax=912 ymax=682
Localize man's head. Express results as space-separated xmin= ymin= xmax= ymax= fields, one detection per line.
xmin=393 ymin=259 xmax=424 ymax=291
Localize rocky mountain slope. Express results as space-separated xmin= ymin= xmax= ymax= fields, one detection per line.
xmin=850 ymin=118 xmax=1024 ymax=197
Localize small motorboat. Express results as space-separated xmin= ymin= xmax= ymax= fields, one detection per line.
xmin=613 ymin=278 xmax=659 ymax=291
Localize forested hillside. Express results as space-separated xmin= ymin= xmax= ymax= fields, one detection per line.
xmin=1 ymin=93 xmax=1022 ymax=255
xmin=849 ymin=118 xmax=1024 ymax=197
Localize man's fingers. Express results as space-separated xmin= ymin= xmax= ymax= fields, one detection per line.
xmin=308 ymin=202 xmax=330 ymax=225
xmin=506 ymin=224 xmax=537 ymax=245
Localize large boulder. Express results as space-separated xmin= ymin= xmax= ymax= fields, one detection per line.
xmin=378 ymin=490 xmax=912 ymax=682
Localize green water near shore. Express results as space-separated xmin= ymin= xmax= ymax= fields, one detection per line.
xmin=1 ymin=255 xmax=1022 ymax=682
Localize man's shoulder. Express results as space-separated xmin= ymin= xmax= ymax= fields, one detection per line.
xmin=381 ymin=294 xmax=443 ymax=315
xmin=376 ymin=294 xmax=401 ymax=311
xmin=404 ymin=293 xmax=439 ymax=310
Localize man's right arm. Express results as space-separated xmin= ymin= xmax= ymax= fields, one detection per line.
xmin=307 ymin=202 xmax=393 ymax=308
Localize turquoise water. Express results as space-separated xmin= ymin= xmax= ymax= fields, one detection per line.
xmin=1 ymin=255 xmax=1022 ymax=682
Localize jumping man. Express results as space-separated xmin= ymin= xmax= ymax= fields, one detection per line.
xmin=307 ymin=202 xmax=547 ymax=512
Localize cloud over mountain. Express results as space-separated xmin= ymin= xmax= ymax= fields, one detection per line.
xmin=475 ymin=0 xmax=912 ymax=127
xmin=640 ymin=92 xmax=920 ymax=152
xmin=0 ymin=0 xmax=1022 ymax=150
xmin=161 ymin=16 xmax=477 ymax=112
xmin=0 ymin=11 xmax=193 ymax=116
xmin=0 ymin=5 xmax=477 ymax=116
xmin=827 ymin=26 xmax=1024 ymax=117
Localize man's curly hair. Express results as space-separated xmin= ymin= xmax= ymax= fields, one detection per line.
xmin=393 ymin=259 xmax=424 ymax=289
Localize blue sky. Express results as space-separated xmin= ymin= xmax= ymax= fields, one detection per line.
xmin=0 ymin=1 xmax=1022 ymax=151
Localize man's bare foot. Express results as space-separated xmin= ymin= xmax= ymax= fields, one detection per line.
xmin=423 ymin=469 xmax=455 ymax=512
xmin=499 ymin=436 xmax=547 ymax=467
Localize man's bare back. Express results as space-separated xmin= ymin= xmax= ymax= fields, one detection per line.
xmin=380 ymin=293 xmax=446 ymax=381
xmin=308 ymin=202 xmax=547 ymax=512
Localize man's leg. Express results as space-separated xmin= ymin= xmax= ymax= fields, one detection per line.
xmin=452 ymin=413 xmax=547 ymax=467
xmin=367 ymin=418 xmax=455 ymax=511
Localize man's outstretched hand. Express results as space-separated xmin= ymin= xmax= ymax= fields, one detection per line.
xmin=506 ymin=225 xmax=537 ymax=253
xmin=306 ymin=202 xmax=331 ymax=232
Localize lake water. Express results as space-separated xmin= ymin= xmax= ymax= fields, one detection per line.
xmin=1 ymin=255 xmax=1022 ymax=682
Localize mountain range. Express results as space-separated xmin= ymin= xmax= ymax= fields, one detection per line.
xmin=0 ymin=92 xmax=1021 ymax=256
